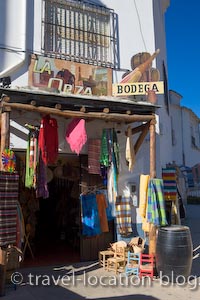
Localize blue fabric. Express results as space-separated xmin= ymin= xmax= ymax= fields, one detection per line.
xmin=80 ymin=194 xmax=101 ymax=237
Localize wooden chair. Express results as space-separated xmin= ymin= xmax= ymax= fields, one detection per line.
xmin=125 ymin=251 xmax=140 ymax=276
xmin=99 ymin=250 xmax=114 ymax=269
xmin=139 ymin=253 xmax=155 ymax=279
xmin=107 ymin=246 xmax=126 ymax=274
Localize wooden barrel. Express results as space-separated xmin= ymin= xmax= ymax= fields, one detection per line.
xmin=156 ymin=225 xmax=193 ymax=282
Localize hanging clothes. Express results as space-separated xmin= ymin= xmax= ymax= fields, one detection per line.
xmin=38 ymin=114 xmax=58 ymax=165
xmin=147 ymin=178 xmax=168 ymax=226
xmin=80 ymin=194 xmax=101 ymax=237
xmin=125 ymin=126 xmax=135 ymax=171
xmin=66 ymin=118 xmax=87 ymax=155
xmin=115 ymin=195 xmax=132 ymax=237
xmin=25 ymin=128 xmax=39 ymax=189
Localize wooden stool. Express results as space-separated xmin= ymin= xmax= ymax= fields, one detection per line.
xmin=99 ymin=250 xmax=114 ymax=269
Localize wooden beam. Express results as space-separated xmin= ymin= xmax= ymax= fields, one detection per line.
xmin=0 ymin=111 xmax=10 ymax=171
xmin=1 ymin=101 xmax=155 ymax=123
xmin=149 ymin=118 xmax=157 ymax=256
xmin=125 ymin=122 xmax=152 ymax=136
xmin=134 ymin=121 xmax=151 ymax=155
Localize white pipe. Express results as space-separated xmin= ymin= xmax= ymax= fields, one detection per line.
xmin=0 ymin=0 xmax=27 ymax=78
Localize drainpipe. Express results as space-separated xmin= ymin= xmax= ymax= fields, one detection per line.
xmin=0 ymin=0 xmax=27 ymax=77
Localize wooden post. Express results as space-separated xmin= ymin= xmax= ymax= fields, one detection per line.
xmin=149 ymin=117 xmax=157 ymax=255
xmin=0 ymin=108 xmax=10 ymax=170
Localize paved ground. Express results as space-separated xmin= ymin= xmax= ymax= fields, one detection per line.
xmin=2 ymin=204 xmax=200 ymax=300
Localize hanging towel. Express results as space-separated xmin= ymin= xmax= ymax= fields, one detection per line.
xmin=0 ymin=172 xmax=19 ymax=246
xmin=125 ymin=126 xmax=135 ymax=171
xmin=115 ymin=196 xmax=132 ymax=236
xmin=66 ymin=118 xmax=87 ymax=155
xmin=88 ymin=139 xmax=101 ymax=175
xmin=147 ymin=178 xmax=168 ymax=226
xmin=80 ymin=194 xmax=101 ymax=237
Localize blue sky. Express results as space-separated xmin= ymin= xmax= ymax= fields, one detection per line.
xmin=165 ymin=1 xmax=200 ymax=118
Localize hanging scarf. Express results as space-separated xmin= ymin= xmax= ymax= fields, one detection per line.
xmin=65 ymin=118 xmax=87 ymax=155
xmin=25 ymin=129 xmax=39 ymax=189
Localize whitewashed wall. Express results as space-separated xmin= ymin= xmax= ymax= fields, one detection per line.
xmin=1 ymin=0 xmax=174 ymax=189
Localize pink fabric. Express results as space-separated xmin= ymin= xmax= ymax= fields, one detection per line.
xmin=66 ymin=118 xmax=87 ymax=155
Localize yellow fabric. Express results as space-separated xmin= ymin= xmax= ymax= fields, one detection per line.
xmin=139 ymin=174 xmax=150 ymax=233
xmin=125 ymin=126 xmax=135 ymax=171
xmin=139 ymin=174 xmax=150 ymax=218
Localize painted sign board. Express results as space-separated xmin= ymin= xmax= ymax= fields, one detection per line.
xmin=28 ymin=55 xmax=112 ymax=96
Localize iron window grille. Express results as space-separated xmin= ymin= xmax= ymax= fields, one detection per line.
xmin=42 ymin=0 xmax=119 ymax=69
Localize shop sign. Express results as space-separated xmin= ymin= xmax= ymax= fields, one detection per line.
xmin=28 ymin=55 xmax=112 ymax=96
xmin=112 ymin=49 xmax=164 ymax=98
xmin=112 ymin=81 xmax=164 ymax=96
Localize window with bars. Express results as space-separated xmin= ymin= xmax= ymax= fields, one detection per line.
xmin=42 ymin=0 xmax=119 ymax=69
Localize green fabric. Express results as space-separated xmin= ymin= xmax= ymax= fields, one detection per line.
xmin=25 ymin=133 xmax=35 ymax=188
xmin=147 ymin=178 xmax=168 ymax=226
xmin=100 ymin=129 xmax=109 ymax=166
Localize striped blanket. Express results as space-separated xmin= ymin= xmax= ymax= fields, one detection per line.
xmin=0 ymin=172 xmax=19 ymax=246
xmin=115 ymin=196 xmax=132 ymax=236
xmin=147 ymin=178 xmax=168 ymax=226
xmin=162 ymin=168 xmax=177 ymax=201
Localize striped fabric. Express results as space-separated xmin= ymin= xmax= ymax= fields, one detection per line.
xmin=162 ymin=168 xmax=177 ymax=201
xmin=88 ymin=139 xmax=101 ymax=175
xmin=0 ymin=172 xmax=19 ymax=246
xmin=115 ymin=196 xmax=132 ymax=236
xmin=147 ymin=178 xmax=168 ymax=226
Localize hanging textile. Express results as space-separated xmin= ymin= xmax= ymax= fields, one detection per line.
xmin=100 ymin=129 xmax=109 ymax=167
xmin=1 ymin=149 xmax=16 ymax=173
xmin=66 ymin=118 xmax=87 ymax=155
xmin=80 ymin=194 xmax=101 ymax=237
xmin=115 ymin=196 xmax=132 ymax=237
xmin=139 ymin=174 xmax=150 ymax=232
xmin=96 ymin=194 xmax=109 ymax=232
xmin=0 ymin=172 xmax=19 ymax=246
xmin=147 ymin=178 xmax=168 ymax=226
xmin=162 ymin=168 xmax=177 ymax=201
xmin=98 ymin=189 xmax=115 ymax=221
xmin=88 ymin=139 xmax=101 ymax=175
xmin=39 ymin=114 xmax=58 ymax=165
xmin=125 ymin=126 xmax=135 ymax=171
xmin=16 ymin=201 xmax=25 ymax=249
xmin=35 ymin=152 xmax=49 ymax=199
xmin=25 ymin=128 xmax=39 ymax=189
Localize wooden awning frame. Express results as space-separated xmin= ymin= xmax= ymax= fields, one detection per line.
xmin=0 ymin=87 xmax=158 ymax=255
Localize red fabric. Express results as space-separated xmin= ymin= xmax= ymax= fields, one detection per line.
xmin=39 ymin=115 xmax=58 ymax=165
